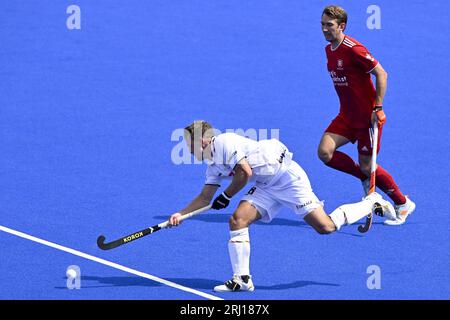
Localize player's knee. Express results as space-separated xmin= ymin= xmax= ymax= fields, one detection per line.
xmin=315 ymin=223 xmax=336 ymax=235
xmin=229 ymin=216 xmax=238 ymax=229
xmin=229 ymin=215 xmax=249 ymax=230
xmin=317 ymin=147 xmax=333 ymax=163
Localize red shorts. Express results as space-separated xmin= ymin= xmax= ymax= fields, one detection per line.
xmin=325 ymin=115 xmax=382 ymax=156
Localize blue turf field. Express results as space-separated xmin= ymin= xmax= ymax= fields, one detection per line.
xmin=1 ymin=0 xmax=449 ymax=300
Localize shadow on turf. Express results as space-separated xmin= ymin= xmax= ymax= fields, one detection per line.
xmin=154 ymin=214 xmax=310 ymax=228
xmin=153 ymin=214 xmax=363 ymax=237
xmin=55 ymin=276 xmax=339 ymax=290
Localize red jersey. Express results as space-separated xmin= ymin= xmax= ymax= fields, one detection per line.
xmin=325 ymin=35 xmax=379 ymax=128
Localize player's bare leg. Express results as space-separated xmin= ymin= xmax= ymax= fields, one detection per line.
xmin=214 ymin=201 xmax=260 ymax=292
xmin=318 ymin=132 xmax=350 ymax=163
xmin=304 ymin=194 xmax=397 ymax=232
xmin=303 ymin=206 xmax=336 ymax=234
xmin=228 ymin=200 xmax=261 ymax=231
xmin=357 ymin=153 xmax=372 ymax=177
xmin=357 ymin=154 xmax=415 ymax=224
xmin=318 ymin=133 xmax=367 ymax=180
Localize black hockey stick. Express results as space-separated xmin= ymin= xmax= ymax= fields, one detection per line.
xmin=97 ymin=205 xmax=212 ymax=250
xmin=358 ymin=117 xmax=379 ymax=233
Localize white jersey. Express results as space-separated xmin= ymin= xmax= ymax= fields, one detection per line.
xmin=205 ymin=133 xmax=293 ymax=186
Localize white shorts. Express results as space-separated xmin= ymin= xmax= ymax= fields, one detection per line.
xmin=241 ymin=161 xmax=323 ymax=223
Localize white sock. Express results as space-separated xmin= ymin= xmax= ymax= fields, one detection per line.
xmin=329 ymin=199 xmax=373 ymax=230
xmin=228 ymin=228 xmax=250 ymax=276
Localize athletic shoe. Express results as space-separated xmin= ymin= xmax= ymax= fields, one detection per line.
xmin=384 ymin=196 xmax=416 ymax=226
xmin=213 ymin=275 xmax=255 ymax=292
xmin=362 ymin=178 xmax=370 ymax=195
xmin=363 ymin=192 xmax=396 ymax=221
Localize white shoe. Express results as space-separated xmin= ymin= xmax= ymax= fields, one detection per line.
xmin=363 ymin=192 xmax=397 ymax=221
xmin=362 ymin=178 xmax=370 ymax=196
xmin=213 ymin=275 xmax=255 ymax=292
xmin=384 ymin=196 xmax=416 ymax=226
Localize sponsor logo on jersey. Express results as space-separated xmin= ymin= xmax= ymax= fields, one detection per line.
xmin=330 ymin=71 xmax=348 ymax=86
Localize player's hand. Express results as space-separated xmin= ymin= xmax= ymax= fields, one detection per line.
xmin=169 ymin=213 xmax=183 ymax=227
xmin=211 ymin=192 xmax=232 ymax=210
xmin=373 ymin=106 xmax=386 ymax=126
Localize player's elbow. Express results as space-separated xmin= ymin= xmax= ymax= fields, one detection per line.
xmin=237 ymin=170 xmax=252 ymax=186
xmin=376 ymin=68 xmax=388 ymax=80
xmin=372 ymin=64 xmax=388 ymax=81
xmin=236 ymin=163 xmax=252 ymax=180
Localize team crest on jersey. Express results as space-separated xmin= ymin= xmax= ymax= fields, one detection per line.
xmin=337 ymin=59 xmax=344 ymax=70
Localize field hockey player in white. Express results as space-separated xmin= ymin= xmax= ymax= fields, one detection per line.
xmin=169 ymin=121 xmax=396 ymax=292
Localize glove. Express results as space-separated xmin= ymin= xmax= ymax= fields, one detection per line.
xmin=373 ymin=106 xmax=386 ymax=126
xmin=212 ymin=192 xmax=232 ymax=210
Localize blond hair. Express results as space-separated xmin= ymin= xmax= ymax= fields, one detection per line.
xmin=184 ymin=120 xmax=215 ymax=141
xmin=322 ymin=5 xmax=348 ymax=28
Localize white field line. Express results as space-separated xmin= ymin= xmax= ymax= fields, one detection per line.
xmin=0 ymin=225 xmax=223 ymax=300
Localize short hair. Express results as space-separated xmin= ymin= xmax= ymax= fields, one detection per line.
xmin=184 ymin=120 xmax=215 ymax=141
xmin=322 ymin=5 xmax=348 ymax=27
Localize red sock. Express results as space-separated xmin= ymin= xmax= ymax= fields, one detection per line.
xmin=326 ymin=151 xmax=367 ymax=180
xmin=375 ymin=166 xmax=406 ymax=205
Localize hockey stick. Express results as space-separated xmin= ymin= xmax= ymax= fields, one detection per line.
xmin=97 ymin=205 xmax=212 ymax=250
xmin=358 ymin=117 xmax=379 ymax=233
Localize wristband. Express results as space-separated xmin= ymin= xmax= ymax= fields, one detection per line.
xmin=222 ymin=191 xmax=232 ymax=200
xmin=373 ymin=105 xmax=383 ymax=111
